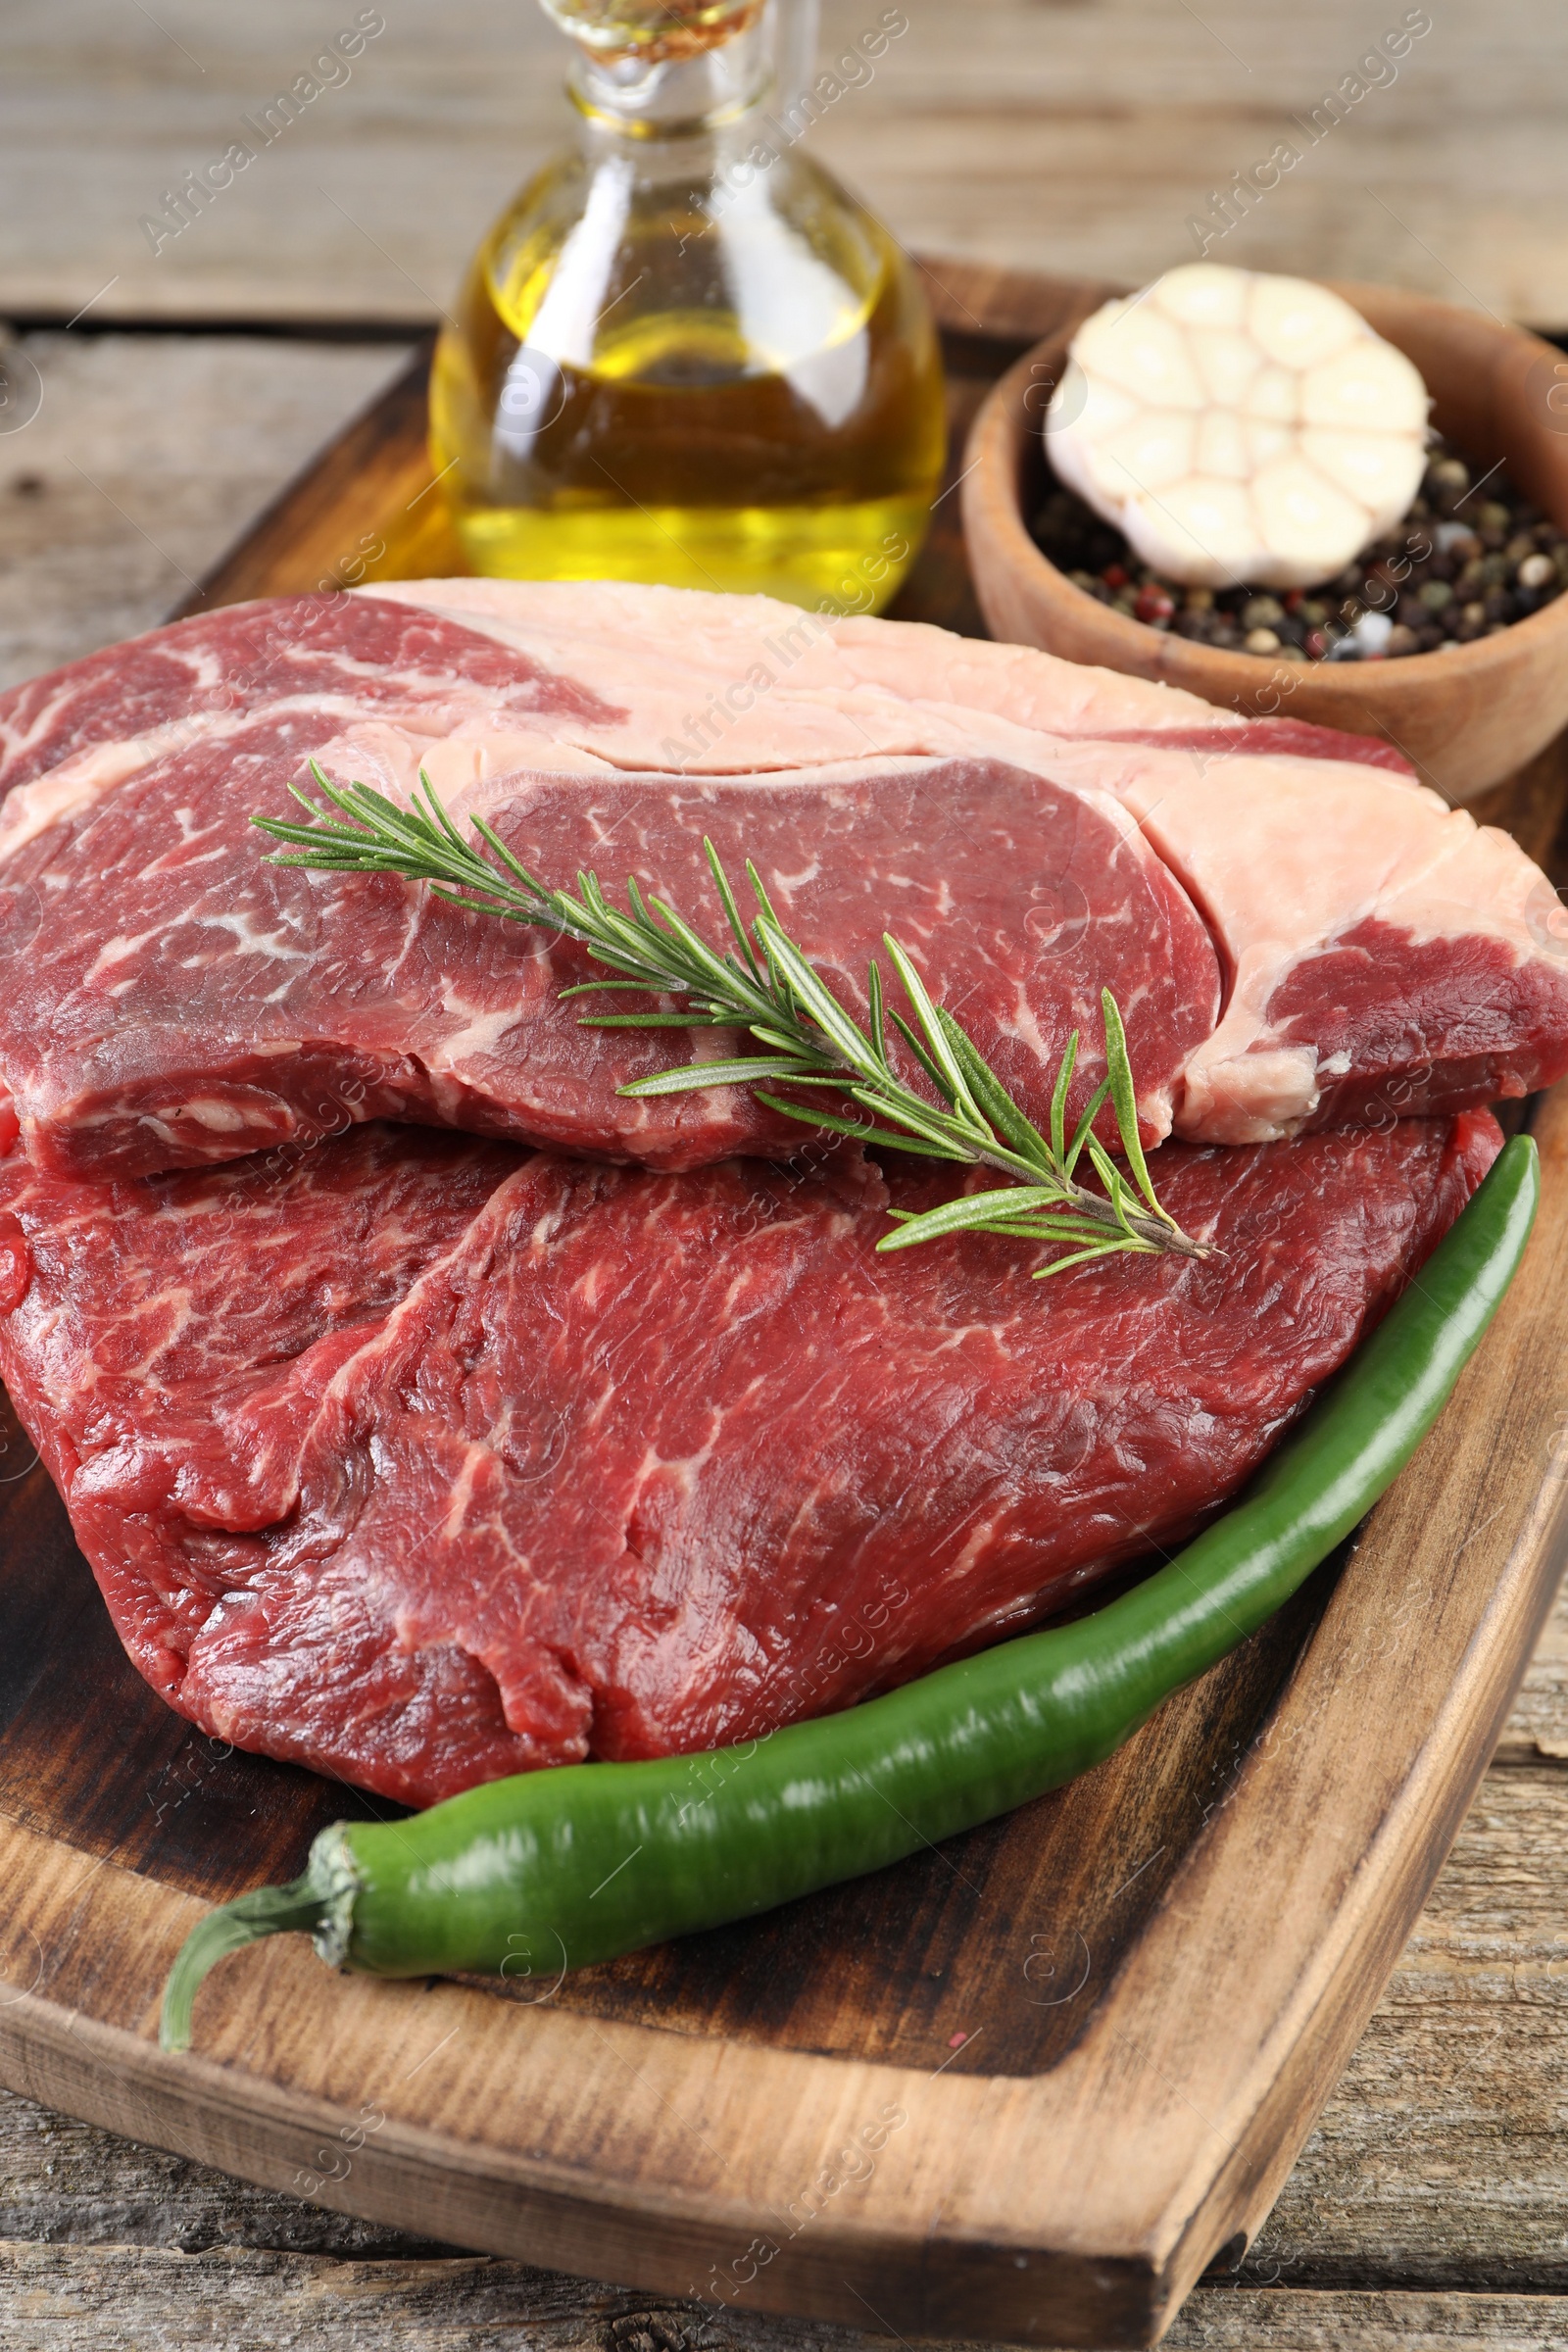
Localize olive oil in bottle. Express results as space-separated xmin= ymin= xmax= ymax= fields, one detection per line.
xmin=429 ymin=0 xmax=945 ymax=613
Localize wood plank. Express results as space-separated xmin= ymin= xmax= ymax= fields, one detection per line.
xmin=1496 ymin=1590 xmax=1568 ymax=1762
xmin=4 ymin=3 xmax=1568 ymax=328
xmin=4 ymin=2244 xmax=1568 ymax=2352
xmin=0 ymin=331 xmax=411 ymax=693
xmin=1253 ymin=1752 xmax=1568 ymax=2294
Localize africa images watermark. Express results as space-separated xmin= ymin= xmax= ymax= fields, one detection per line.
xmin=1185 ymin=7 xmax=1433 ymax=258
xmin=138 ymin=9 xmax=386 ymax=257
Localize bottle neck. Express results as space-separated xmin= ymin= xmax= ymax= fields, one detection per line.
xmin=570 ymin=16 xmax=770 ymax=136
xmin=555 ymin=0 xmax=818 ymax=142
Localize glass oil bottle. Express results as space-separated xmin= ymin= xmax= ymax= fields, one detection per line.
xmin=428 ymin=0 xmax=946 ymax=612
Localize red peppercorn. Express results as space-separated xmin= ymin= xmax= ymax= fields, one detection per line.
xmin=1134 ymin=584 xmax=1175 ymax=625
xmin=1305 ymin=628 xmax=1329 ymax=660
xmin=1102 ymin=564 xmax=1129 ymax=590
xmin=1283 ymin=589 xmax=1304 ymax=613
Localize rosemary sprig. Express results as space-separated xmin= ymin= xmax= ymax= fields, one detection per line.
xmin=253 ymin=764 xmax=1208 ymax=1276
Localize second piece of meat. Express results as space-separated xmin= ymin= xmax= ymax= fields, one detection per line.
xmin=0 ymin=1109 xmax=1497 ymax=1803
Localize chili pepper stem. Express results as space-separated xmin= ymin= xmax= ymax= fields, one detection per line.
xmin=161 ymin=1829 xmax=362 ymax=2053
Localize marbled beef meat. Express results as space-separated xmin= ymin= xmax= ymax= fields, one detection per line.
xmin=0 ymin=1110 xmax=1498 ymax=1804
xmin=2 ymin=585 xmax=1561 ymax=1182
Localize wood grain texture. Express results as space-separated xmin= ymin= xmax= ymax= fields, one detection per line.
xmin=6 ymin=2242 xmax=1568 ymax=2352
xmin=0 ymin=329 xmax=411 ymax=692
xmin=5 ymin=3 xmax=1568 ymax=328
xmin=5 ymin=285 xmax=1568 ymax=2351
xmin=3 ymin=2249 xmax=1568 ymax=2352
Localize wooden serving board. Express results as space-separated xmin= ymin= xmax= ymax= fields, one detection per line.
xmin=3 ymin=262 xmax=1568 ymax=2350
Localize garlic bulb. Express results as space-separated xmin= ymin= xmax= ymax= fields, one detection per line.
xmin=1045 ymin=265 xmax=1430 ymax=590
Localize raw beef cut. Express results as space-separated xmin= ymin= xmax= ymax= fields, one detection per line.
xmin=2 ymin=582 xmax=1563 ymax=1182
xmin=0 ymin=744 xmax=1221 ymax=1179
xmin=0 ymin=1108 xmax=1497 ymax=1805
xmin=1107 ymin=752 xmax=1568 ymax=1142
xmin=375 ymin=582 xmax=1568 ymax=1144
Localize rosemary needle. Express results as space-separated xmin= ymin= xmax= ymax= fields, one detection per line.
xmin=253 ymin=764 xmax=1208 ymax=1276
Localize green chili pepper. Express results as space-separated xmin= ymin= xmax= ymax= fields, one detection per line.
xmin=160 ymin=1134 xmax=1538 ymax=2053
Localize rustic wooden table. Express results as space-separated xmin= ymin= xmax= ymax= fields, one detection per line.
xmin=4 ymin=5 xmax=1568 ymax=2347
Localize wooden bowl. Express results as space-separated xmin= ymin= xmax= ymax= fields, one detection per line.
xmin=961 ymin=281 xmax=1568 ymax=802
